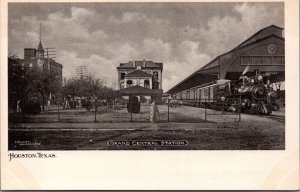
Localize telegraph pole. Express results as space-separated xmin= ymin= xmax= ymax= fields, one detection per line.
xmin=76 ymin=66 xmax=88 ymax=78
xmin=45 ymin=48 xmax=56 ymax=60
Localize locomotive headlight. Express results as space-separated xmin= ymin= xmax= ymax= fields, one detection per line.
xmin=221 ymin=96 xmax=225 ymax=101
xmin=257 ymin=75 xmax=263 ymax=81
xmin=251 ymin=78 xmax=254 ymax=83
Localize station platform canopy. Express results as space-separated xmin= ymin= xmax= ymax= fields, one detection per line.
xmin=166 ymin=73 xmax=218 ymax=95
xmin=118 ymin=85 xmax=163 ymax=96
xmin=166 ymin=25 xmax=285 ymax=96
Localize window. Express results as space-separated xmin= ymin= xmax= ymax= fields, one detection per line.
xmin=153 ymin=82 xmax=159 ymax=89
xmin=144 ymin=80 xmax=150 ymax=88
xmin=241 ymin=57 xmax=252 ymax=65
xmin=262 ymin=57 xmax=272 ymax=65
xmin=121 ymin=73 xmax=125 ymax=80
xmin=153 ymin=72 xmax=158 ymax=80
xmin=273 ymin=56 xmax=283 ymax=65
xmin=252 ymin=57 xmax=262 ymax=65
xmin=127 ymin=80 xmax=133 ymax=87
xmin=241 ymin=56 xmax=284 ymax=65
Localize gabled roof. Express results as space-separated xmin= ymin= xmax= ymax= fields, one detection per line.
xmin=235 ymin=25 xmax=283 ymax=49
xmin=37 ymin=41 xmax=44 ymax=51
xmin=118 ymin=60 xmax=163 ymax=69
xmin=125 ymin=70 xmax=152 ymax=77
xmin=166 ymin=25 xmax=284 ymax=94
xmin=198 ymin=29 xmax=284 ymax=72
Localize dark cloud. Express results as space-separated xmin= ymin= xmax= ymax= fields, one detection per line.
xmin=8 ymin=2 xmax=284 ymax=90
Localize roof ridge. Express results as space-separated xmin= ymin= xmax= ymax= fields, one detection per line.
xmin=198 ymin=33 xmax=284 ymax=72
xmin=235 ymin=24 xmax=283 ymax=49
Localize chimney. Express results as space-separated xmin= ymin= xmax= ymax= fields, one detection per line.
xmin=132 ymin=60 xmax=135 ymax=68
xmin=143 ymin=60 xmax=146 ymax=68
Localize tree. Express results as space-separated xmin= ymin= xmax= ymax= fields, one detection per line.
xmin=8 ymin=54 xmax=26 ymax=113
xmin=61 ymin=74 xmax=104 ymax=109
xmin=8 ymin=54 xmax=62 ymax=112
xmin=77 ymin=74 xmax=103 ymax=98
xmin=26 ymin=68 xmax=61 ymax=111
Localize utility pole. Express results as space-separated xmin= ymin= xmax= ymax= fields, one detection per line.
xmin=76 ymin=66 xmax=88 ymax=78
xmin=45 ymin=48 xmax=56 ymax=60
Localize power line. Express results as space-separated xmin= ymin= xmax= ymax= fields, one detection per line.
xmin=76 ymin=66 xmax=88 ymax=77
xmin=45 ymin=48 xmax=56 ymax=60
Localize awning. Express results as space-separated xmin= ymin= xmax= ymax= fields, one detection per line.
xmin=118 ymin=85 xmax=163 ymax=96
xmin=166 ymin=73 xmax=218 ymax=95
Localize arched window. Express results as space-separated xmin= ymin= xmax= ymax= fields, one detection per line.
xmin=127 ymin=80 xmax=133 ymax=87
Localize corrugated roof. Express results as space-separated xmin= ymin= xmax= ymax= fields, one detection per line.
xmin=125 ymin=70 xmax=152 ymax=77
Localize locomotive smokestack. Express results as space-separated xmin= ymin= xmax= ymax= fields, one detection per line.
xmin=242 ymin=65 xmax=250 ymax=75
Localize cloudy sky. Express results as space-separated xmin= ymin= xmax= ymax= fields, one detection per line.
xmin=8 ymin=2 xmax=284 ymax=91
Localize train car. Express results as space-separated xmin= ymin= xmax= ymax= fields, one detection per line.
xmin=173 ymin=71 xmax=276 ymax=115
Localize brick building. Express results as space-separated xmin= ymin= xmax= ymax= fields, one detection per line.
xmin=117 ymin=60 xmax=163 ymax=90
xmin=21 ymin=41 xmax=63 ymax=81
xmin=9 ymin=39 xmax=63 ymax=112
xmin=117 ymin=60 xmax=163 ymax=102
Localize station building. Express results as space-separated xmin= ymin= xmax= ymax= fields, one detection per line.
xmin=117 ymin=60 xmax=163 ymax=102
xmin=166 ymin=25 xmax=285 ymax=100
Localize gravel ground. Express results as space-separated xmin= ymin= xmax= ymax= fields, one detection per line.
xmin=8 ymin=105 xmax=285 ymax=150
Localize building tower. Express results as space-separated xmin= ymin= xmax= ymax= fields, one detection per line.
xmin=36 ymin=23 xmax=44 ymax=58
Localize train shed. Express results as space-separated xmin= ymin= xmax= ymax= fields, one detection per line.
xmin=167 ymin=25 xmax=285 ymax=96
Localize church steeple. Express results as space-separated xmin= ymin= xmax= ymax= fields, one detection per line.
xmin=36 ymin=23 xmax=44 ymax=58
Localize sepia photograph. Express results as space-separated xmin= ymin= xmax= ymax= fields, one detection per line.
xmin=1 ymin=0 xmax=299 ymax=190
xmin=7 ymin=2 xmax=286 ymax=150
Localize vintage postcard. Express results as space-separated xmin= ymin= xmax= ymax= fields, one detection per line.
xmin=1 ymin=0 xmax=299 ymax=190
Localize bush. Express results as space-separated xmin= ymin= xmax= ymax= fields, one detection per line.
xmin=82 ymin=99 xmax=93 ymax=111
xmin=69 ymin=101 xmax=77 ymax=109
xmin=22 ymin=103 xmax=41 ymax=114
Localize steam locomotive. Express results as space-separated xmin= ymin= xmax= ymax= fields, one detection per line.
xmin=172 ymin=71 xmax=278 ymax=115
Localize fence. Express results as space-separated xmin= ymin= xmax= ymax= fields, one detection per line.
xmin=157 ymin=97 xmax=242 ymax=123
xmin=9 ymin=97 xmax=242 ymax=124
xmin=9 ymin=100 xmax=154 ymax=123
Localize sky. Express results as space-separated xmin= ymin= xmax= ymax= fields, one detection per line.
xmin=8 ymin=2 xmax=284 ymax=91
